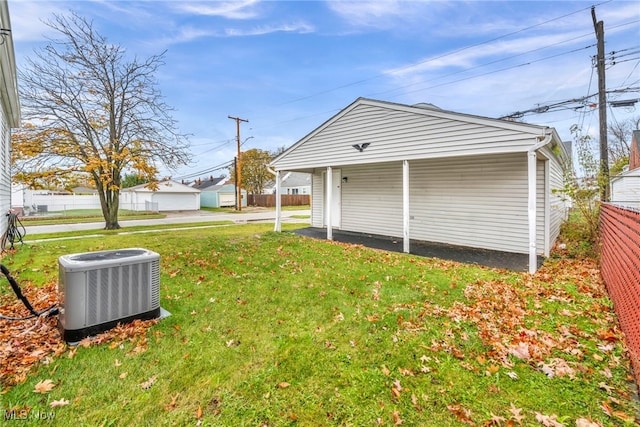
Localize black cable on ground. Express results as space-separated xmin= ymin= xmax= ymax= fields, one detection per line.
xmin=0 ymin=264 xmax=58 ymax=321
xmin=1 ymin=211 xmax=26 ymax=251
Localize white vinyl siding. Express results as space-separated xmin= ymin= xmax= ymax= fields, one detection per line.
xmin=536 ymin=159 xmax=546 ymax=255
xmin=409 ymin=153 xmax=531 ymax=254
xmin=0 ymin=102 xmax=8 ymax=237
xmin=316 ymin=153 xmax=546 ymax=255
xmin=545 ymin=148 xmax=568 ymax=250
xmin=311 ymin=172 xmax=323 ymax=228
xmin=340 ymin=162 xmax=403 ymax=237
xmin=274 ymin=102 xmax=544 ymax=171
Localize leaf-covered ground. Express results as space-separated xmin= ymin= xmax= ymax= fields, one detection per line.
xmin=0 ymin=224 xmax=638 ymax=426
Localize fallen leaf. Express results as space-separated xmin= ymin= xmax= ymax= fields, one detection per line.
xmin=196 ymin=405 xmax=203 ymax=419
xmin=575 ymin=418 xmax=600 ymax=427
xmin=50 ymin=398 xmax=70 ymax=408
xmin=34 ymin=379 xmax=56 ymax=394
xmin=277 ymin=382 xmax=290 ymax=389
xmin=509 ymin=403 xmax=525 ymax=424
xmin=534 ymin=412 xmax=565 ymax=427
xmin=392 ymin=409 xmax=403 ymax=425
xmin=140 ymin=375 xmax=157 ymax=389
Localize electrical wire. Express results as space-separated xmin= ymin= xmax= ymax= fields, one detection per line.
xmin=1 ymin=211 xmax=26 ymax=252
xmin=0 ymin=264 xmax=59 ymax=321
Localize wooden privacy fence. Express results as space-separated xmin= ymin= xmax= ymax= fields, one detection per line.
xmin=248 ymin=194 xmax=310 ymax=207
xmin=600 ymin=203 xmax=640 ymax=385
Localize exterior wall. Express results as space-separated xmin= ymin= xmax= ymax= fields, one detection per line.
xmin=274 ymin=101 xmax=544 ymax=171
xmin=310 ymin=153 xmax=559 ymax=255
xmin=0 ymin=0 xmax=20 ymax=238
xmin=629 ymin=130 xmax=639 ymax=170
xmin=543 ymin=146 xmax=570 ymax=251
xmin=611 ymin=170 xmax=640 ymax=210
xmin=340 ymin=162 xmax=403 ymax=237
xmin=0 ymin=100 xmax=9 ymax=233
xmin=409 ymin=153 xmax=531 ymax=254
xmin=536 ymin=159 xmax=545 ymax=254
xmin=201 ymin=191 xmax=221 ymax=208
xmin=311 ymin=172 xmax=323 ymax=228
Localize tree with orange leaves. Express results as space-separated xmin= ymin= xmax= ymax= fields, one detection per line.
xmin=12 ymin=13 xmax=190 ymax=229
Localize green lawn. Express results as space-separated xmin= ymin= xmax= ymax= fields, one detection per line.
xmin=0 ymin=223 xmax=637 ymax=426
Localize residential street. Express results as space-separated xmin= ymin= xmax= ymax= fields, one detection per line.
xmin=21 ymin=208 xmax=310 ymax=235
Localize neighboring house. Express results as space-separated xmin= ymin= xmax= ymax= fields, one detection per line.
xmin=271 ymin=97 xmax=570 ymax=273
xmin=265 ymin=172 xmax=311 ymax=195
xmin=611 ymin=130 xmax=640 ymax=210
xmin=189 ymin=175 xmax=227 ymax=190
xmin=72 ymin=186 xmax=98 ymax=194
xmin=0 ymin=2 xmax=21 ymax=235
xmin=120 ymin=180 xmax=200 ymax=212
xmin=200 ymin=184 xmax=246 ymax=208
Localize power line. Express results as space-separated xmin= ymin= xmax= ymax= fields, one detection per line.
xmin=174 ymin=159 xmax=233 ymax=181
xmin=278 ymin=1 xmax=614 ymax=107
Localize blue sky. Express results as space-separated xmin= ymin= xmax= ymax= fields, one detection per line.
xmin=7 ymin=0 xmax=640 ymax=180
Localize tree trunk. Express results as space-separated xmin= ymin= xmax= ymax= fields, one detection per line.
xmin=97 ymin=186 xmax=121 ymax=230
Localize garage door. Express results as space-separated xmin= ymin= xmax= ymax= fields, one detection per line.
xmin=152 ymin=194 xmax=198 ymax=211
xmin=219 ymin=193 xmax=235 ymax=207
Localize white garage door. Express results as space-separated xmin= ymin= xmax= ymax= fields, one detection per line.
xmin=152 ymin=194 xmax=198 ymax=211
xmin=219 ymin=193 xmax=235 ymax=207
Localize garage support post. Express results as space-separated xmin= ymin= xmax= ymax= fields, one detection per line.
xmin=403 ymin=160 xmax=410 ymax=253
xmin=326 ymin=166 xmax=333 ymax=241
xmin=274 ymin=170 xmax=282 ymax=232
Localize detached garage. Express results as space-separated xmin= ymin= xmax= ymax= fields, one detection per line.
xmin=120 ymin=180 xmax=201 ymax=212
xmin=271 ymin=98 xmax=570 ymax=273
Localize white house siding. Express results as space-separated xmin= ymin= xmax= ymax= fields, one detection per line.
xmin=0 ymin=104 xmax=9 ymax=233
xmin=311 ymin=173 xmax=324 ymax=228
xmin=408 ymin=153 xmax=533 ymax=254
xmin=312 ymin=153 xmax=553 ymax=256
xmin=544 ymin=146 xmax=569 ymax=251
xmin=340 ymin=162 xmax=403 ymax=237
xmin=0 ymin=1 xmax=19 ymax=239
xmin=274 ymin=101 xmax=545 ymax=171
xmin=611 ymin=169 xmax=640 ymax=209
xmin=536 ymin=159 xmax=546 ymax=255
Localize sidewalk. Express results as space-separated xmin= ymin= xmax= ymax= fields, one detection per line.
xmin=22 ymin=208 xmax=310 ymax=235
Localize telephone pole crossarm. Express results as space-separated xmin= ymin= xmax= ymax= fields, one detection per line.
xmin=228 ymin=115 xmax=249 ymax=211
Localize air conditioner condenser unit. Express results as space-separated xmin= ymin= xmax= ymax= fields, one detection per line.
xmin=58 ymin=248 xmax=161 ymax=342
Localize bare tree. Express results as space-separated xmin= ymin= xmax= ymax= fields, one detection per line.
xmin=608 ymin=115 xmax=640 ymax=175
xmin=12 ymin=13 xmax=191 ymax=229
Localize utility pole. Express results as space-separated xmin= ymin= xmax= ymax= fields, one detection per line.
xmin=592 ymin=6 xmax=609 ymax=202
xmin=228 ymin=115 xmax=249 ymax=211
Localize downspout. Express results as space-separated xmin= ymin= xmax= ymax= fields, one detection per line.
xmin=267 ymin=167 xmax=281 ymax=232
xmin=527 ymin=130 xmax=553 ymax=274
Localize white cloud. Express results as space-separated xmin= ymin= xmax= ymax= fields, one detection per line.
xmin=172 ymin=0 xmax=262 ymax=20
xmin=326 ymin=0 xmax=447 ymax=30
xmin=7 ymin=1 xmax=66 ymax=42
xmin=224 ymin=22 xmax=314 ymax=37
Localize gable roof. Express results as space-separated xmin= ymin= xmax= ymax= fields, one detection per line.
xmin=271 ymin=97 xmax=564 ymax=171
xmin=190 ymin=176 xmax=227 ymax=189
xmin=123 ymin=180 xmax=200 ymax=193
